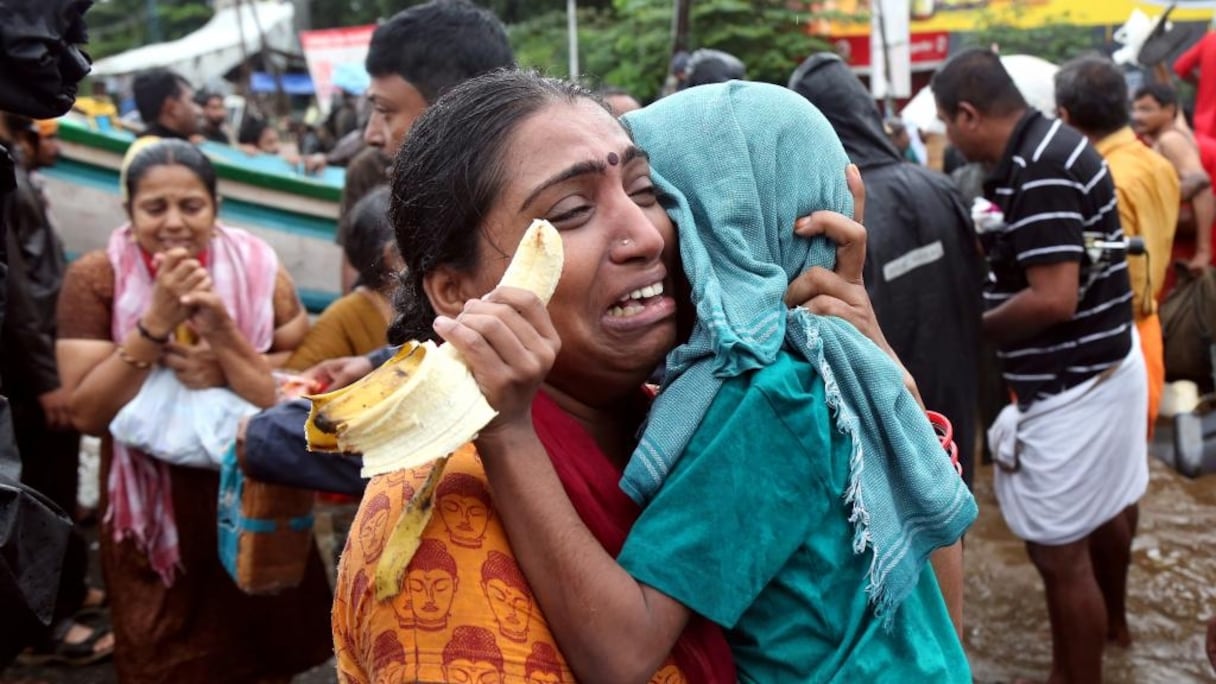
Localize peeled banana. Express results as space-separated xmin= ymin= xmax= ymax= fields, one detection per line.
xmin=305 ymin=219 xmax=564 ymax=600
xmin=306 ymin=218 xmax=564 ymax=473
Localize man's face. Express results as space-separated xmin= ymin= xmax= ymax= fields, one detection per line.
xmin=890 ymin=127 xmax=910 ymax=152
xmin=363 ymin=74 xmax=429 ymax=154
xmin=936 ymin=103 xmax=985 ymax=164
xmin=203 ymin=97 xmax=227 ymax=126
xmin=35 ymin=134 xmax=59 ymax=168
xmin=604 ymin=94 xmax=641 ymax=117
xmin=166 ymin=84 xmax=200 ymax=136
xmin=1132 ymin=96 xmax=1173 ymax=137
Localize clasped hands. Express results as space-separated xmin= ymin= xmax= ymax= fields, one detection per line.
xmin=141 ymin=247 xmax=230 ymax=389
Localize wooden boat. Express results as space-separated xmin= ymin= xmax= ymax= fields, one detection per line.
xmin=43 ymin=116 xmax=344 ymax=312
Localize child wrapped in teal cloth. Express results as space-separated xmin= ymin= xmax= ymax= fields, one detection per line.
xmin=616 ymin=81 xmax=978 ymax=681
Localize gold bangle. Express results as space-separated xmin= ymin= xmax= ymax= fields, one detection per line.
xmin=116 ymin=345 xmax=153 ymax=370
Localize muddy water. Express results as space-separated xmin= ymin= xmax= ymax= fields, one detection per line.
xmin=964 ymin=431 xmax=1216 ymax=683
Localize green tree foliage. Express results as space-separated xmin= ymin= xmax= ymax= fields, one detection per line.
xmin=688 ymin=0 xmax=829 ymax=87
xmin=308 ymin=0 xmax=616 ymax=32
xmin=308 ymin=0 xmax=382 ymax=31
xmin=963 ymin=2 xmax=1096 ymax=65
xmin=88 ymin=0 xmax=214 ymax=60
xmin=510 ymin=0 xmax=830 ymax=102
xmin=86 ymin=0 xmax=828 ymax=103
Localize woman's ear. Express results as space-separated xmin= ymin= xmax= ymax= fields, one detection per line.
xmin=423 ymin=265 xmax=472 ymax=319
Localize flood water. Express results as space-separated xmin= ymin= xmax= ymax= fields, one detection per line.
xmin=964 ymin=426 xmax=1216 ymax=683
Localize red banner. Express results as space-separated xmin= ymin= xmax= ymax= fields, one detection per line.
xmin=299 ymin=25 xmax=377 ymax=115
xmin=832 ymin=30 xmax=951 ymax=70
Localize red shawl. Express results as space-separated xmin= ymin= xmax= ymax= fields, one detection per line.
xmin=530 ymin=390 xmax=737 ymax=683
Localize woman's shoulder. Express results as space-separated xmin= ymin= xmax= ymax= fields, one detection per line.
xmin=66 ymin=250 xmax=114 ymax=278
xmin=321 ymin=291 xmax=374 ymax=318
xmin=63 ymin=250 xmax=116 ymax=296
xmin=58 ymin=251 xmax=116 ymax=340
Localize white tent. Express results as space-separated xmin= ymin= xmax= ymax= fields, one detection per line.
xmin=91 ymin=2 xmax=296 ymax=87
xmin=900 ymin=54 xmax=1060 ymax=136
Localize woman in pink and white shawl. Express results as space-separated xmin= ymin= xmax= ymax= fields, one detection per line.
xmin=55 ymin=139 xmax=333 ymax=683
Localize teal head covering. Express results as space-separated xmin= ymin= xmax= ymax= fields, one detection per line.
xmin=620 ymin=82 xmax=976 ymax=620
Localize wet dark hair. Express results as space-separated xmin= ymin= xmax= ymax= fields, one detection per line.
xmin=342 ymin=186 xmax=396 ymax=290
xmin=1055 ymin=55 xmax=1129 ymax=139
xmin=684 ymin=49 xmax=746 ymax=88
xmin=1134 ymin=82 xmax=1178 ymax=109
xmin=387 ymin=70 xmax=604 ymax=343
xmin=365 ymin=0 xmax=515 ymax=104
xmin=932 ymin=48 xmax=1027 ymax=118
xmin=133 ymin=68 xmax=191 ymax=124
xmin=124 ymin=138 xmax=218 ymax=204
xmin=238 ymin=115 xmax=270 ymax=146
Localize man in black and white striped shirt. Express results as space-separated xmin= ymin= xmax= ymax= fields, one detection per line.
xmin=934 ymin=49 xmax=1148 ymax=684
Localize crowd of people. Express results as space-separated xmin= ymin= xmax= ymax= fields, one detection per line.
xmin=3 ymin=0 xmax=1216 ymax=682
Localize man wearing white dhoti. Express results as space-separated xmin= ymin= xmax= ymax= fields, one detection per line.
xmin=934 ymin=49 xmax=1149 ymax=684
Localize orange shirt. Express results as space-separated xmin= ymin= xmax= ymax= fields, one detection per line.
xmin=333 ymin=444 xmax=688 ymax=684
xmin=1095 ymin=127 xmax=1180 ymax=317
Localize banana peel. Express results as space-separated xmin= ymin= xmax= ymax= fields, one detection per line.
xmin=304 ymin=219 xmax=564 ymax=600
xmin=374 ymin=455 xmax=447 ymax=601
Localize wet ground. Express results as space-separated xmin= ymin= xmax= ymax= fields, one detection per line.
xmin=966 ymin=423 xmax=1216 ymax=683
xmin=4 ymin=428 xmax=1216 ymax=683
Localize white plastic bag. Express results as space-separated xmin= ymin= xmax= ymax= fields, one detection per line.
xmin=110 ymin=367 xmax=260 ymax=470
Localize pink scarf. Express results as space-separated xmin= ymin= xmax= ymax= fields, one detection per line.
xmin=106 ymin=224 xmax=278 ymax=585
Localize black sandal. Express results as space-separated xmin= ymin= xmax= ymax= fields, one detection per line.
xmin=17 ymin=616 xmax=114 ymax=667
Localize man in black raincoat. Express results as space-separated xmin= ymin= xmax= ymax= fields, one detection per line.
xmin=0 ymin=0 xmax=92 ymax=666
xmin=789 ymin=53 xmax=984 ymax=485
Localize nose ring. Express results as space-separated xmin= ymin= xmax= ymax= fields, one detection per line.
xmin=621 ymin=238 xmax=633 ymax=247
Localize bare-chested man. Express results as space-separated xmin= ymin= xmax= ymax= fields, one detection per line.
xmin=1133 ymin=82 xmax=1214 ymax=275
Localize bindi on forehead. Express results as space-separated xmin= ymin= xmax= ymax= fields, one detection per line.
xmin=607 ymin=151 xmax=619 ymax=166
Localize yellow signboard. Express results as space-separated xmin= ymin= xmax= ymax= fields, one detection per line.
xmin=817 ymin=0 xmax=1215 ymax=37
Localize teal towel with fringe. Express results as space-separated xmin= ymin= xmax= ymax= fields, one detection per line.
xmin=620 ymin=82 xmax=977 ymax=621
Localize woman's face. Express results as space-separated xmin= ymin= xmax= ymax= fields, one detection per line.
xmin=128 ymin=164 xmax=217 ymax=257
xmin=473 ymin=99 xmax=678 ymax=399
xmin=258 ymin=126 xmax=281 ymax=154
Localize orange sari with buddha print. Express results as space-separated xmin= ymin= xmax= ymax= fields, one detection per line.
xmin=333 ymin=391 xmax=735 ymax=684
